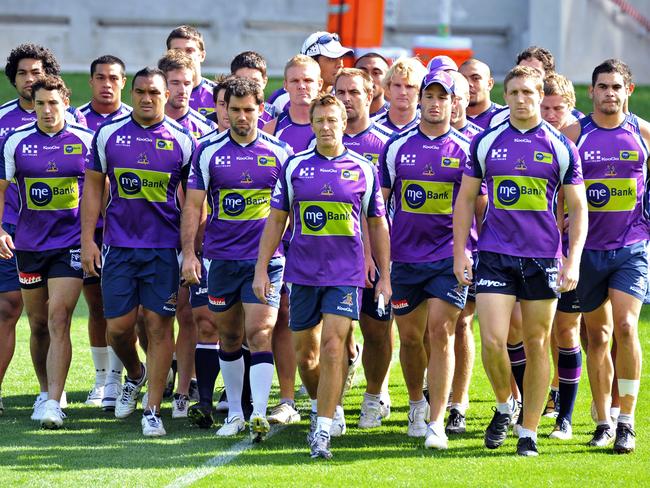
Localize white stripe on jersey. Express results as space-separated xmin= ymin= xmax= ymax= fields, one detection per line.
xmin=0 ymin=100 xmax=20 ymax=120
xmin=474 ymin=123 xmax=510 ymax=176
xmin=193 ymin=132 xmax=230 ymax=190
xmin=1 ymin=125 xmax=37 ymax=180
xmin=162 ymin=117 xmax=195 ymax=167
xmin=93 ymin=114 xmax=133 ymax=173
xmin=383 ymin=127 xmax=419 ymax=188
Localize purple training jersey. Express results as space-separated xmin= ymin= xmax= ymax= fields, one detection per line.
xmin=78 ymin=102 xmax=133 ymax=132
xmin=272 ymin=110 xmax=315 ymax=153
xmin=91 ymin=114 xmax=195 ymax=248
xmin=175 ymin=108 xmax=218 ymax=139
xmin=382 ymin=127 xmax=471 ymax=263
xmin=577 ymin=114 xmax=650 ymax=250
xmin=188 ymin=130 xmax=292 ymax=260
xmin=374 ymin=110 xmax=420 ymax=134
xmin=0 ymin=122 xmax=93 ymax=251
xmin=268 ymin=88 xmax=290 ymax=114
xmin=457 ymin=120 xmax=485 ymax=251
xmin=467 ymin=120 xmax=583 ymax=258
xmin=468 ymin=102 xmax=503 ymax=130
xmin=342 ymin=123 xmax=394 ymax=166
xmin=370 ymin=102 xmax=390 ymax=122
xmin=271 ymin=147 xmax=386 ymax=287
xmin=190 ymin=78 xmax=217 ymax=117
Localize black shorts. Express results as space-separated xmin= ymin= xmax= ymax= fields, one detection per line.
xmin=83 ymin=227 xmax=103 ymax=286
xmin=475 ymin=251 xmax=559 ymax=301
xmin=16 ymin=246 xmax=84 ymax=290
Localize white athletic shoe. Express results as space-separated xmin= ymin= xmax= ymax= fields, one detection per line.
xmin=40 ymin=400 xmax=65 ymax=429
xmin=85 ymin=384 xmax=104 ymax=406
xmin=359 ymin=399 xmax=382 ymax=429
xmin=342 ymin=344 xmax=362 ymax=396
xmin=215 ymin=390 xmax=229 ymax=412
xmin=330 ymin=405 xmax=347 ymax=437
xmin=407 ymin=402 xmax=430 ymax=437
xmin=115 ymin=364 xmax=147 ymax=419
xmin=31 ymin=393 xmax=48 ymax=421
xmin=268 ymin=402 xmax=301 ymax=424
xmin=549 ymin=418 xmax=573 ymax=440
xmin=379 ymin=392 xmax=391 ymax=420
xmin=102 ymin=382 xmax=120 ymax=411
xmin=142 ymin=407 xmax=166 ymax=436
xmin=250 ymin=412 xmax=271 ymax=443
xmin=60 ymin=391 xmax=68 ymax=409
xmin=216 ymin=415 xmax=246 ymax=437
xmin=172 ymin=393 xmax=189 ymax=419
xmin=424 ymin=422 xmax=449 ymax=449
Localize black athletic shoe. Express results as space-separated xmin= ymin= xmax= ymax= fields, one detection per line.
xmin=445 ymin=408 xmax=466 ymax=435
xmin=310 ymin=431 xmax=333 ymax=460
xmin=484 ymin=407 xmax=511 ymax=449
xmin=516 ymin=436 xmax=539 ymax=457
xmin=588 ymin=424 xmax=615 ymax=447
xmin=614 ymin=423 xmax=636 ymax=454
xmin=188 ymin=402 xmax=214 ymax=429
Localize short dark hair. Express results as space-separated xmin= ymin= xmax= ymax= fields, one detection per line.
xmin=504 ymin=65 xmax=544 ymax=93
xmin=166 ymin=25 xmax=205 ymax=52
xmin=516 ymin=46 xmax=555 ymax=74
xmin=31 ymin=74 xmax=70 ymax=101
xmin=591 ymin=58 xmax=632 ymax=88
xmin=157 ymin=50 xmax=195 ymax=74
xmin=212 ymin=74 xmax=237 ymax=103
xmin=131 ymin=67 xmax=167 ymax=90
xmin=230 ymin=51 xmax=267 ymax=78
xmin=224 ymin=77 xmax=264 ymax=106
xmin=90 ymin=55 xmax=126 ymax=78
xmin=5 ymin=43 xmax=61 ymax=86
xmin=309 ymin=92 xmax=347 ymax=124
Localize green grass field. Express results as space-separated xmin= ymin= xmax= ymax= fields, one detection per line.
xmin=1 ymin=297 xmax=649 ymax=487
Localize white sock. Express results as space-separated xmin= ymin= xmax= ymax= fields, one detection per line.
xmin=316 ymin=416 xmax=332 ymax=435
xmin=219 ymin=354 xmax=245 ymax=417
xmin=450 ymin=402 xmax=467 ymax=416
xmin=496 ymin=402 xmax=511 ymax=415
xmin=364 ymin=392 xmax=381 ymax=403
xmin=518 ymin=426 xmax=537 ymax=442
xmin=250 ymin=362 xmax=274 ymax=416
xmin=106 ymin=346 xmax=124 ymax=385
xmin=618 ymin=413 xmax=634 ymax=428
xmin=409 ymin=398 xmax=427 ymax=409
xmin=310 ymin=399 xmax=318 ymax=413
xmin=90 ymin=346 xmax=108 ymax=386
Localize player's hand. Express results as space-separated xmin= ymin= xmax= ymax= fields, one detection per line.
xmin=364 ymin=251 xmax=375 ymax=288
xmin=0 ymin=232 xmax=14 ymax=259
xmin=252 ymin=268 xmax=271 ymax=305
xmin=81 ymin=240 xmax=101 ymax=277
xmin=375 ymin=274 xmax=392 ymax=304
xmin=454 ymin=253 xmax=473 ymax=286
xmin=557 ymin=256 xmax=579 ymax=293
xmin=181 ymin=253 xmax=202 ymax=286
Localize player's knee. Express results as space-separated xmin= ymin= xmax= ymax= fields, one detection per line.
xmin=296 ymin=347 xmax=318 ymax=372
xmin=481 ymin=334 xmax=506 ymax=355
xmin=247 ymin=326 xmax=272 ymax=351
xmin=614 ymin=319 xmax=637 ymax=343
xmin=398 ymin=327 xmax=424 ymax=349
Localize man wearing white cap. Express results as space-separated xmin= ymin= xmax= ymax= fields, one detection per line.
xmin=301 ymin=31 xmax=353 ymax=94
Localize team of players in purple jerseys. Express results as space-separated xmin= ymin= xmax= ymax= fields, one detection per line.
xmin=0 ymin=27 xmax=647 ymax=461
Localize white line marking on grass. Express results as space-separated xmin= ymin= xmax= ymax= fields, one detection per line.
xmin=166 ymin=425 xmax=288 ymax=488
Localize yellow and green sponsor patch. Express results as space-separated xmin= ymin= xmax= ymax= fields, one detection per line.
xmin=25 ymin=177 xmax=79 ymax=210
xmin=619 ymin=150 xmax=639 ymax=161
xmin=341 ymin=169 xmax=359 ymax=181
xmin=257 ymin=155 xmax=277 ymax=167
xmin=440 ymin=157 xmax=460 ymax=168
xmin=114 ymin=168 xmax=170 ymax=202
xmin=299 ymin=200 xmax=354 ymax=236
xmin=363 ymin=153 xmax=379 ymax=165
xmin=63 ymin=144 xmax=82 ymax=155
xmin=401 ymin=180 xmax=453 ymax=215
xmin=155 ymin=139 xmax=174 ymax=151
xmin=493 ymin=175 xmax=548 ymax=211
xmin=218 ymin=188 xmax=271 ymax=221
xmin=585 ymin=178 xmax=636 ymax=212
xmin=533 ymin=151 xmax=553 ymax=164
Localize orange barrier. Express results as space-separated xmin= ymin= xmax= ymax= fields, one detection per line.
xmin=327 ymin=0 xmax=384 ymax=48
xmin=413 ymin=47 xmax=474 ymax=68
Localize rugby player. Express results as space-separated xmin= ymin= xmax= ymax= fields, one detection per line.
xmin=564 ymin=59 xmax=650 ymax=453
xmin=81 ymin=67 xmax=195 ymax=436
xmin=0 ymin=44 xmax=67 ymax=417
xmin=182 ymin=77 xmax=292 ymax=441
xmin=382 ymin=70 xmax=470 ymax=449
xmin=301 ymin=31 xmax=352 ymax=94
xmin=230 ymin=51 xmax=276 ymax=128
xmin=254 ymin=93 xmax=390 ymax=459
xmin=354 ymin=53 xmax=390 ymax=120
xmin=0 ymin=75 xmax=92 ymax=428
xmin=459 ymin=59 xmax=503 ymax=129
xmin=157 ymin=49 xmax=217 ymax=418
xmin=453 ymin=65 xmax=587 ymax=456
xmin=77 ymin=54 xmax=132 ymax=410
xmin=374 ymin=57 xmax=427 ymax=133
xmin=166 ymin=25 xmax=216 ymax=117
xmin=334 ymin=68 xmax=394 ymax=428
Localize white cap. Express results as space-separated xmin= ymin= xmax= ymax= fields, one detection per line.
xmin=301 ymin=31 xmax=353 ymax=59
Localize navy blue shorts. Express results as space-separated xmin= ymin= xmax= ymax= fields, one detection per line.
xmin=466 ymin=251 xmax=479 ymax=303
xmin=288 ymin=284 xmax=361 ymax=331
xmin=16 ymin=245 xmax=83 ymax=290
xmin=557 ymin=289 xmax=580 ymax=314
xmin=390 ymin=259 xmax=467 ymax=315
xmin=102 ymin=246 xmax=180 ymax=318
xmin=0 ymin=223 xmax=20 ymax=293
xmin=577 ymin=241 xmax=649 ymax=313
xmin=189 ymin=257 xmax=209 ymax=308
xmin=206 ymin=257 xmax=284 ymax=312
xmin=475 ymin=251 xmax=559 ymax=301
xmin=361 ymin=264 xmax=391 ymax=322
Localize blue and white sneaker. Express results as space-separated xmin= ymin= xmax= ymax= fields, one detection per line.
xmin=310 ymin=431 xmax=333 ymax=460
